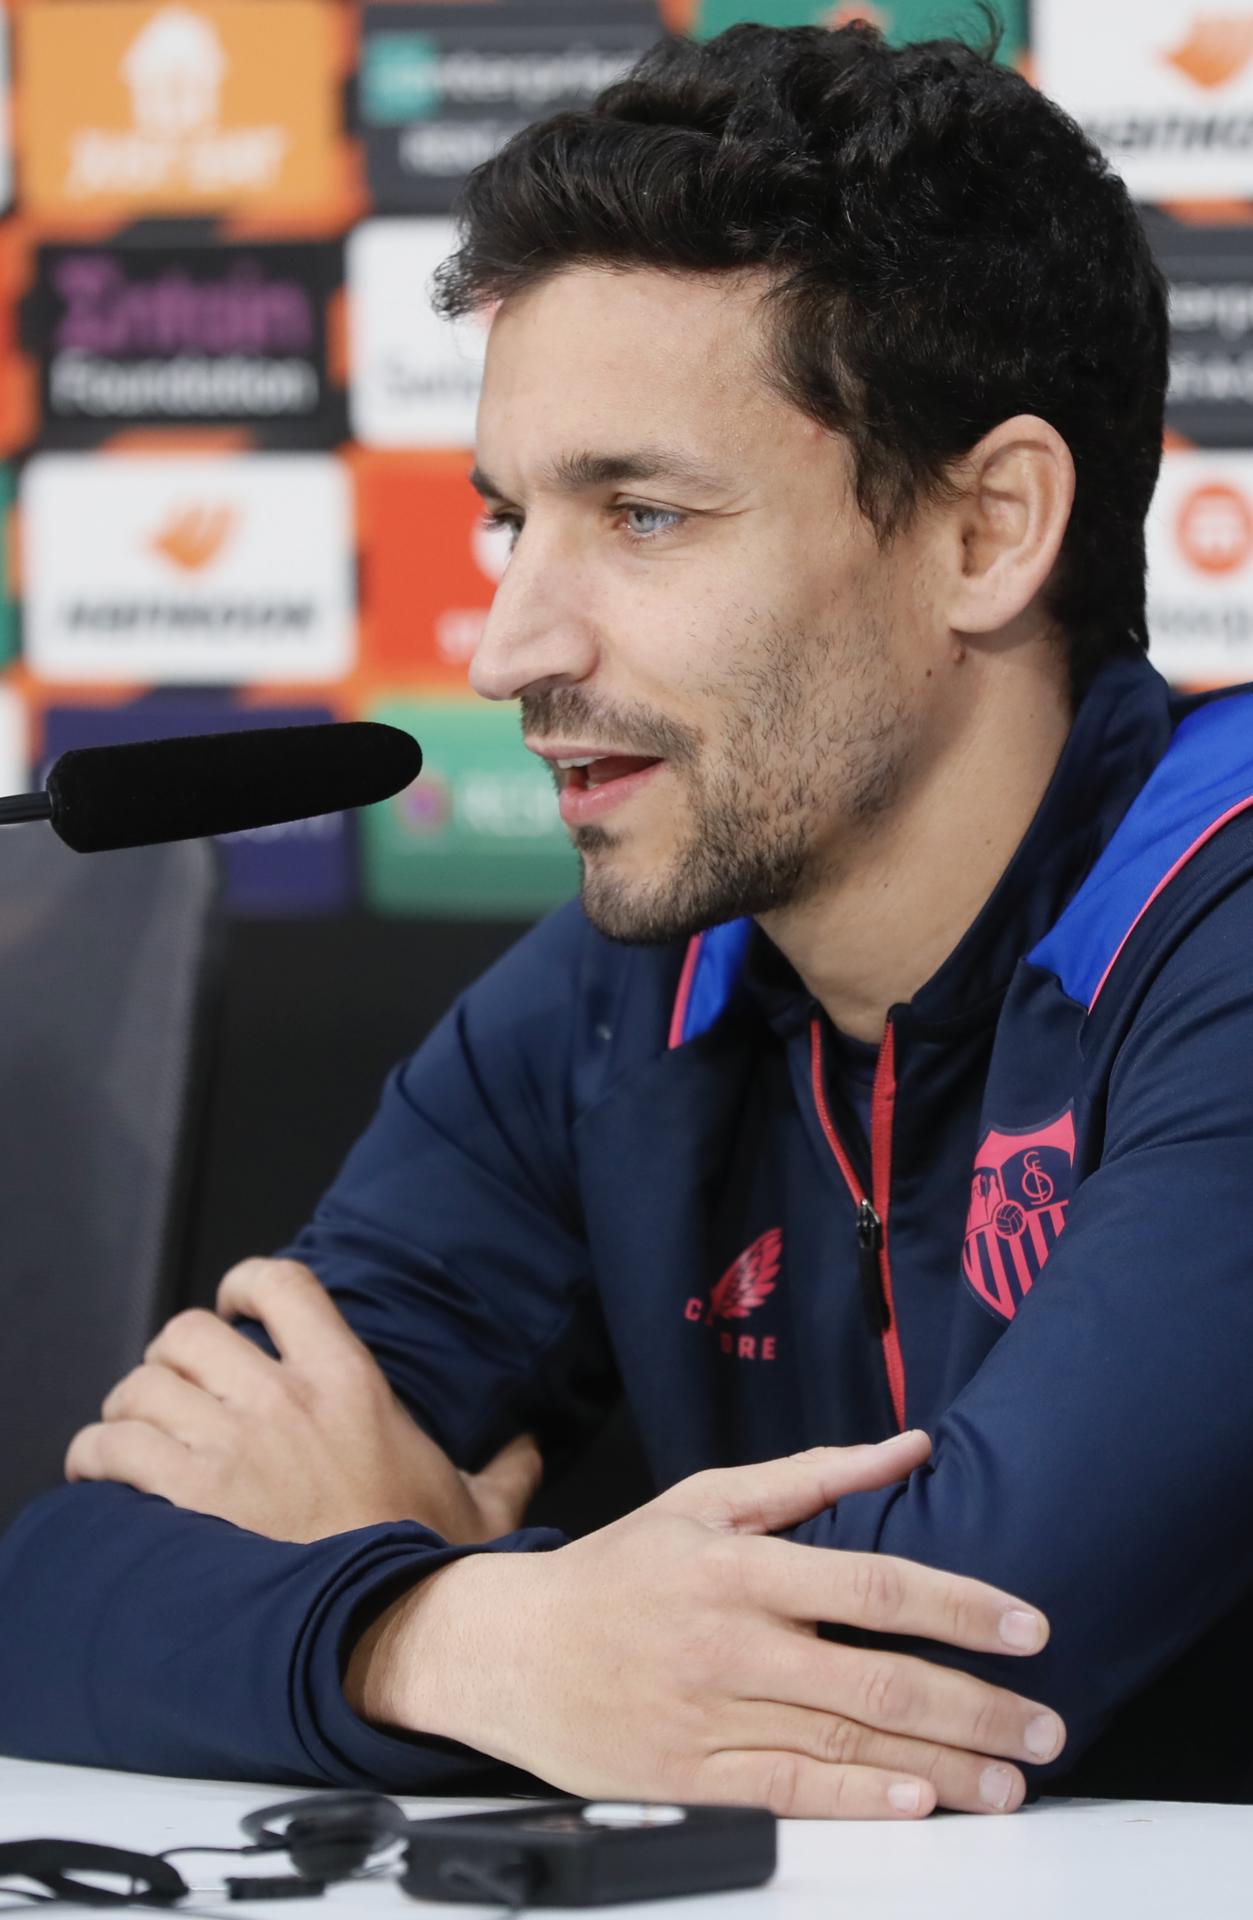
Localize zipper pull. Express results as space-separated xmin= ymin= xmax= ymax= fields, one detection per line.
xmin=856 ymin=1198 xmax=891 ymax=1334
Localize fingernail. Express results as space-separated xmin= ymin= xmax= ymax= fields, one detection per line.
xmin=888 ymin=1781 xmax=922 ymax=1812
xmin=879 ymin=1430 xmax=925 ymax=1447
xmin=1025 ymin=1713 xmax=1061 ymax=1760
xmin=979 ymin=1766 xmax=1013 ymax=1810
xmin=998 ymin=1607 xmax=1042 ymax=1651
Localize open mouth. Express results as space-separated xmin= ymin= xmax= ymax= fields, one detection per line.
xmin=556 ymin=754 xmax=664 ymax=791
xmin=545 ymin=752 xmax=669 ymax=826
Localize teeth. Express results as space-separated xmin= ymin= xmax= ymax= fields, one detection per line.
xmin=555 ymin=755 xmax=600 ymax=768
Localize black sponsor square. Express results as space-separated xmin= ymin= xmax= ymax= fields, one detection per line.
xmin=1144 ymin=209 xmax=1253 ymax=449
xmin=359 ymin=1 xmax=665 ymax=214
xmin=31 ymin=239 xmax=346 ymax=447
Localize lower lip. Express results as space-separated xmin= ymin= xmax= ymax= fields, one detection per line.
xmin=558 ymin=760 xmax=666 ymax=826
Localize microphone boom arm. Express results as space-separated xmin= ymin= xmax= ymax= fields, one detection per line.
xmin=0 ymin=792 xmax=52 ymax=828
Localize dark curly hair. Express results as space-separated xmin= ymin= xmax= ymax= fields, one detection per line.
xmin=434 ymin=18 xmax=1169 ymax=700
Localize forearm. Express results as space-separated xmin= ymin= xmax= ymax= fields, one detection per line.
xmin=0 ymin=1480 xmax=563 ymax=1788
xmin=344 ymin=1550 xmax=548 ymax=1773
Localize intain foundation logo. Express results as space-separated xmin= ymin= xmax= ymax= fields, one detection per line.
xmin=1034 ymin=0 xmax=1253 ymax=199
xmin=22 ymin=453 xmax=354 ymax=686
xmin=36 ymin=243 xmax=336 ymax=436
xmin=18 ymin=2 xmax=340 ymax=219
xmin=1147 ymin=450 xmax=1253 ymax=683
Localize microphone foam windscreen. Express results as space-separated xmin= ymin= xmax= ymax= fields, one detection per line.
xmin=47 ymin=722 xmax=423 ymax=854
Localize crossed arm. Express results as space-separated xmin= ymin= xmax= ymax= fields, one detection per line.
xmin=49 ymin=873 xmax=1253 ymax=1814
xmin=64 ymin=1255 xmax=1063 ymax=1822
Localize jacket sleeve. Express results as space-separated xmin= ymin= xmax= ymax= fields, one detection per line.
xmin=0 ymin=1485 xmax=565 ymax=1787
xmin=275 ymin=901 xmax=618 ymax=1474
xmin=790 ymin=871 xmax=1253 ymax=1781
xmin=0 ymin=904 xmax=614 ymax=1785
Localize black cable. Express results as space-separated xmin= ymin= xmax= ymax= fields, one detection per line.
xmin=0 ymin=1868 xmax=268 ymax=1917
xmin=0 ymin=1896 xmax=204 ymax=1919
xmin=436 ymin=1855 xmax=535 ymax=1915
xmin=154 ymin=1850 xmax=258 ymax=1865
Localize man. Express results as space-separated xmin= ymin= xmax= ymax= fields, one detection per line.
xmin=4 ymin=19 xmax=1253 ymax=1818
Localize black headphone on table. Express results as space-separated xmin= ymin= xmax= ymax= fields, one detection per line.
xmin=239 ymin=1790 xmax=412 ymax=1885
xmin=0 ymin=1791 xmax=412 ymax=1908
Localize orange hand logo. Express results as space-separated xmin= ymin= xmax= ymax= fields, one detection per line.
xmin=824 ymin=3 xmax=888 ymax=28
xmin=1163 ymin=16 xmax=1253 ymax=89
xmin=1176 ymin=481 xmax=1253 ymax=576
xmin=150 ymin=504 xmax=237 ymax=572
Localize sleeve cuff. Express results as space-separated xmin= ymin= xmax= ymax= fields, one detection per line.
xmin=294 ymin=1522 xmax=568 ymax=1790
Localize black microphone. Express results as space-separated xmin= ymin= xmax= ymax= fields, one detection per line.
xmin=0 ymin=722 xmax=423 ymax=853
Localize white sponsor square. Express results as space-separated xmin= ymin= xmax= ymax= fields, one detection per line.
xmin=0 ymin=688 xmax=27 ymax=799
xmin=1147 ymin=448 xmax=1253 ymax=684
xmin=22 ymin=453 xmax=355 ymax=686
xmin=347 ymin=217 xmax=486 ymax=447
xmin=1034 ymin=0 xmax=1253 ymax=200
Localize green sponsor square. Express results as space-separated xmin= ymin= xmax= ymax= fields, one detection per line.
xmin=0 ymin=467 xmax=15 ymax=668
xmin=361 ymin=31 xmax=441 ymax=126
xmin=691 ymin=1 xmax=1024 ymax=62
xmin=363 ymin=697 xmax=579 ymax=918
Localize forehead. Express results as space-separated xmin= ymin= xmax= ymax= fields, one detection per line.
xmin=475 ymin=266 xmax=802 ymax=472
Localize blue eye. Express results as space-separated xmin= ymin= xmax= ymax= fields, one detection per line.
xmin=623 ymin=505 xmax=683 ymax=540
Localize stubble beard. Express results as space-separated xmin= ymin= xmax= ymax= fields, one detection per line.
xmin=575 ymin=613 xmax=913 ymax=947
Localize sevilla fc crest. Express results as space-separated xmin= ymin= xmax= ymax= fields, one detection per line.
xmin=962 ymin=1110 xmax=1075 ymax=1322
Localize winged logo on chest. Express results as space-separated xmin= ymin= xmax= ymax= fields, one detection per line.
xmin=684 ymin=1227 xmax=783 ymax=1360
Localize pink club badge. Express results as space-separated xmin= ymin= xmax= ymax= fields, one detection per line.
xmin=962 ymin=1109 xmax=1076 ymax=1322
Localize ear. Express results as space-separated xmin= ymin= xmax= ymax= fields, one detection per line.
xmin=943 ymin=415 xmax=1075 ymax=637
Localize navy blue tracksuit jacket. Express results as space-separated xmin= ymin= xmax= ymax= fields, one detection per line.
xmin=3 ymin=652 xmax=1253 ymax=1800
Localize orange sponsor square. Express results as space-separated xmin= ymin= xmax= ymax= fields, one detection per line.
xmin=18 ymin=1 xmax=342 ymax=222
xmin=356 ymin=455 xmax=510 ymax=690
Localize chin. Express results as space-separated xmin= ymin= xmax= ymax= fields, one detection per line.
xmin=577 ymin=856 xmax=728 ymax=948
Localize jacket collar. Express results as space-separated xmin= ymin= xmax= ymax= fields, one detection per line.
xmin=738 ymin=652 xmax=1175 ymax=1039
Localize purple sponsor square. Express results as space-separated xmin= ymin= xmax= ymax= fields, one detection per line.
xmin=41 ymin=698 xmax=355 ymax=916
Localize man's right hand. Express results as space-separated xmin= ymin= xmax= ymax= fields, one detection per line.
xmin=344 ymin=1430 xmax=1063 ymax=1819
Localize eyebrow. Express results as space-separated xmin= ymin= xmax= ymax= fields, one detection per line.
xmin=468 ymin=447 xmax=730 ymax=502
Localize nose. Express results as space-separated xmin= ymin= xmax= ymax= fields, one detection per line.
xmin=468 ymin=522 xmax=599 ymax=702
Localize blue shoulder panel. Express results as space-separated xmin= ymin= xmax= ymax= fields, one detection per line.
xmin=679 ymin=918 xmax=753 ymax=1044
xmin=1029 ymin=690 xmax=1253 ymax=1009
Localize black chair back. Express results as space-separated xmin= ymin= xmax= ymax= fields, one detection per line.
xmin=0 ymin=831 xmax=219 ymax=1531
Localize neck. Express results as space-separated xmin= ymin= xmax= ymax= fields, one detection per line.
xmin=756 ymin=647 xmax=1073 ymax=1044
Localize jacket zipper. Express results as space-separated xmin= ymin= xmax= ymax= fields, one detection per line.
xmin=808 ymin=1016 xmax=908 ymax=1431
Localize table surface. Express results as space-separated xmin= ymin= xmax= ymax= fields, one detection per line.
xmin=2 ymin=1757 xmax=1250 ymax=1919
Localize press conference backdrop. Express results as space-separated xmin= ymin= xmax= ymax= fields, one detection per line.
xmin=0 ymin=0 xmax=1245 ymax=925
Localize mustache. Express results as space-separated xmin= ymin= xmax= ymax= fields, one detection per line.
xmin=521 ymin=689 xmax=700 ymax=766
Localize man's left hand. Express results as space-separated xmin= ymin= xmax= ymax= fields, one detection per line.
xmin=64 ymin=1257 xmax=543 ymax=1545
